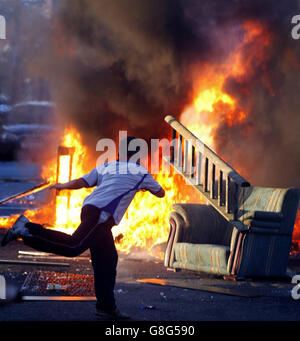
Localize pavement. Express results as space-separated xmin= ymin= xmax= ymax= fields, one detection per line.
xmin=0 ymin=162 xmax=299 ymax=333
xmin=0 ymin=239 xmax=300 ymax=323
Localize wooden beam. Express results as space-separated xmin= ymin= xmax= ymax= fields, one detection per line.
xmin=170 ymin=128 xmax=176 ymax=163
xmin=0 ymin=259 xmax=69 ymax=267
xmin=204 ymin=157 xmax=209 ymax=192
xmin=211 ymin=163 xmax=216 ymax=199
xmin=191 ymin=145 xmax=195 ymax=179
xmin=0 ymin=182 xmax=50 ymax=205
xmin=218 ymin=170 xmax=223 ymax=206
xmin=196 ymin=151 xmax=202 ymax=185
xmin=183 ymin=139 xmax=189 ymax=174
xmin=177 ymin=134 xmax=183 ymax=168
xmin=22 ymin=296 xmax=96 ymax=301
xmin=137 ymin=278 xmax=262 ymax=298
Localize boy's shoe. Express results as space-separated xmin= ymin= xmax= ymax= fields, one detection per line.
xmin=96 ymin=307 xmax=130 ymax=320
xmin=1 ymin=215 xmax=31 ymax=247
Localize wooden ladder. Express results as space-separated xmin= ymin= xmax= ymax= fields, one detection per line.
xmin=164 ymin=115 xmax=250 ymax=222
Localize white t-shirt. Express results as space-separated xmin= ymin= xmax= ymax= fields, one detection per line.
xmin=81 ymin=161 xmax=162 ymax=225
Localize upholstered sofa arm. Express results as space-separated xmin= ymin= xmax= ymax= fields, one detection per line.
xmin=169 ymin=211 xmax=185 ymax=243
xmin=164 ymin=211 xmax=184 ymax=268
xmin=230 ymin=221 xmax=249 ymax=232
xmin=231 ymin=219 xmax=281 ymax=235
xmin=239 ymin=211 xmax=283 ymax=223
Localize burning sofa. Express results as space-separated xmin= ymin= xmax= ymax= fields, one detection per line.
xmin=164 ymin=187 xmax=300 ymax=279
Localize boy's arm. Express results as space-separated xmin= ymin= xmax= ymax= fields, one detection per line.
xmin=50 ymin=178 xmax=89 ymax=191
xmin=141 ymin=173 xmax=165 ymax=198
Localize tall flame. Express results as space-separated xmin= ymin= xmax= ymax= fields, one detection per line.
xmin=181 ymin=19 xmax=271 ymax=150
xmin=50 ymin=128 xmax=93 ymax=234
xmin=51 ymin=128 xmax=201 ymax=254
xmin=31 ymin=127 xmax=200 ymax=257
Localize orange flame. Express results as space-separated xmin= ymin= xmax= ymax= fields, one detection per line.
xmin=0 ymin=126 xmax=201 ymax=258
xmin=181 ymin=19 xmax=271 ymax=150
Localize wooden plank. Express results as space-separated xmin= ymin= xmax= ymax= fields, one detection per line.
xmin=18 ymin=251 xmax=90 ymax=261
xmin=0 ymin=182 xmax=50 ymax=205
xmin=191 ymin=145 xmax=195 ymax=179
xmin=183 ymin=139 xmax=189 ymax=174
xmin=196 ymin=151 xmax=202 ymax=185
xmin=211 ymin=163 xmax=216 ymax=199
xmin=137 ymin=278 xmax=262 ymax=298
xmin=18 ymin=255 xmax=90 ymax=261
xmin=22 ymin=296 xmax=96 ymax=301
xmin=225 ymin=174 xmax=231 ymax=213
xmin=204 ymin=157 xmax=209 ymax=192
xmin=177 ymin=134 xmax=183 ymax=168
xmin=170 ymin=128 xmax=176 ymax=163
xmin=0 ymin=259 xmax=69 ymax=267
xmin=218 ymin=170 xmax=223 ymax=206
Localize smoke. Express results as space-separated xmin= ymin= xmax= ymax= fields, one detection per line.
xmin=33 ymin=0 xmax=300 ymax=187
xmin=212 ymin=1 xmax=300 ymax=187
xmin=182 ymin=0 xmax=300 ymax=188
xmin=34 ymin=0 xmax=202 ymax=148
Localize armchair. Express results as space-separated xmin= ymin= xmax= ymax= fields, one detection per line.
xmin=164 ymin=187 xmax=300 ymax=279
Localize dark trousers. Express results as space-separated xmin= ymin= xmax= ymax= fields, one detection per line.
xmin=22 ymin=204 xmax=118 ymax=310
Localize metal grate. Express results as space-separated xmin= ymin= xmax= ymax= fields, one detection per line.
xmin=21 ymin=271 xmax=95 ymax=297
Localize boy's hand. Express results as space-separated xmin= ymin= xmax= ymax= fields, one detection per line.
xmin=49 ymin=183 xmax=64 ymax=190
xmin=48 ymin=179 xmax=87 ymax=191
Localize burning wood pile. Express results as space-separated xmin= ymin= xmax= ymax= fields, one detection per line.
xmin=0 ymin=127 xmax=201 ymax=258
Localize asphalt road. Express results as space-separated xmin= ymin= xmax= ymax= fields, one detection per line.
xmin=0 ymin=237 xmax=300 ymax=323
